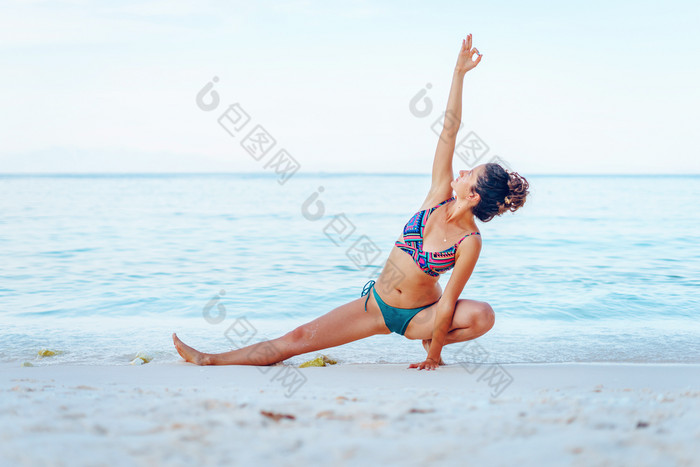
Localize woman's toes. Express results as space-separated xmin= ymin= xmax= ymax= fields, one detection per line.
xmin=171 ymin=334 xmax=207 ymax=365
xmin=172 ymin=334 xmax=190 ymax=361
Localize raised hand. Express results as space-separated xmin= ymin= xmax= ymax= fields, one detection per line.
xmin=455 ymin=33 xmax=483 ymax=75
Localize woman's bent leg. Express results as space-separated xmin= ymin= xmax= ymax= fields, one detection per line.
xmin=173 ymin=294 xmax=391 ymax=366
xmin=403 ymin=298 xmax=496 ymax=342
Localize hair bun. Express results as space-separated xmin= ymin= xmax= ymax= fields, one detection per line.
xmin=502 ymin=171 xmax=530 ymax=213
xmin=473 ymin=163 xmax=530 ymax=222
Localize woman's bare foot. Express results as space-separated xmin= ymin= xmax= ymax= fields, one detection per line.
xmin=422 ymin=339 xmax=446 ymax=365
xmin=172 ymin=333 xmax=210 ymax=365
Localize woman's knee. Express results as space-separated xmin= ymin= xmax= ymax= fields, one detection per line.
xmin=285 ymin=324 xmax=312 ymax=346
xmin=475 ymin=301 xmax=495 ymax=332
xmin=456 ymin=299 xmax=494 ymax=331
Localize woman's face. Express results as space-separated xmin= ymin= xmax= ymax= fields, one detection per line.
xmin=451 ymin=164 xmax=485 ymax=197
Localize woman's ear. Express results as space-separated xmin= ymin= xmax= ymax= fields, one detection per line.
xmin=469 ymin=190 xmax=480 ymax=206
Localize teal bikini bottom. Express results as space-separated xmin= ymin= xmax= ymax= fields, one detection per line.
xmin=361 ymin=279 xmax=439 ymax=336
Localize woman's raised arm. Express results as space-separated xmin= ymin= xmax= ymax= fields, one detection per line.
xmin=427 ymin=34 xmax=483 ymax=202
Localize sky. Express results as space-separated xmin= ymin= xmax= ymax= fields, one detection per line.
xmin=1 ymin=0 xmax=699 ymax=174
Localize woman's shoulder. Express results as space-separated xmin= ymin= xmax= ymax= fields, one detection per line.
xmin=455 ymin=230 xmax=482 ymax=257
xmin=417 ymin=188 xmax=454 ymax=212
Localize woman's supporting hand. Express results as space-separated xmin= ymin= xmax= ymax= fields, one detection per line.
xmin=408 ymin=357 xmax=441 ymax=370
xmin=455 ymin=33 xmax=483 ymax=75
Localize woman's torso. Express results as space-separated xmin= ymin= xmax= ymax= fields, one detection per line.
xmin=375 ymin=196 xmax=481 ymax=308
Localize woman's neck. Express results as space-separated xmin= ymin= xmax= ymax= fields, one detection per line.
xmin=445 ymin=199 xmax=475 ymax=229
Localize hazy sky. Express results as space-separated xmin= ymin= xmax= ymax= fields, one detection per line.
xmin=1 ymin=0 xmax=698 ymax=174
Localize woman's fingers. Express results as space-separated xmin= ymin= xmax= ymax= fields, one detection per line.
xmin=409 ymin=359 xmax=441 ymax=370
xmin=467 ymin=33 xmax=472 ymax=50
xmin=470 ymin=47 xmax=482 ymax=66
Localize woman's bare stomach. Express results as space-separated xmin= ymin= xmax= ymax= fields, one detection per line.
xmin=374 ymin=247 xmax=443 ymax=308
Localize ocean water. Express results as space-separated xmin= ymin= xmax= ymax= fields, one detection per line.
xmin=1 ymin=173 xmax=699 ymax=367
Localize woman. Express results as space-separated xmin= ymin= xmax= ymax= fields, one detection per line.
xmin=173 ymin=34 xmax=529 ymax=370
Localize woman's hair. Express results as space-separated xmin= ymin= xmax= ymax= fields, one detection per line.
xmin=472 ymin=163 xmax=529 ymax=222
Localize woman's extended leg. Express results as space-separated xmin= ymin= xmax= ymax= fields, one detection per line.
xmin=172 ymin=294 xmax=391 ymax=366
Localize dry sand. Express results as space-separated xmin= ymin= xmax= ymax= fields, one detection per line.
xmin=2 ymin=362 xmax=699 ymax=466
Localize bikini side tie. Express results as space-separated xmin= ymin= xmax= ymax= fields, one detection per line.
xmin=361 ymin=279 xmax=375 ymax=312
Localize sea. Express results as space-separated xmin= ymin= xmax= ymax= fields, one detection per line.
xmin=1 ymin=173 xmax=698 ymax=367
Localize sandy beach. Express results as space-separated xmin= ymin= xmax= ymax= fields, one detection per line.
xmin=2 ymin=362 xmax=699 ymax=466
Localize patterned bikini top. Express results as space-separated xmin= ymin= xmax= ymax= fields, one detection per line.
xmin=394 ymin=197 xmax=481 ymax=277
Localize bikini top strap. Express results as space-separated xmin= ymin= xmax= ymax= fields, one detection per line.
xmin=421 ymin=197 xmax=455 ymax=237
xmin=428 ymin=196 xmax=455 ymax=214
xmin=455 ymin=232 xmax=481 ymax=248
xmin=429 ymin=196 xmax=455 ymax=212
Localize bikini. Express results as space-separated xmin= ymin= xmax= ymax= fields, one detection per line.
xmin=361 ymin=197 xmax=481 ymax=335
